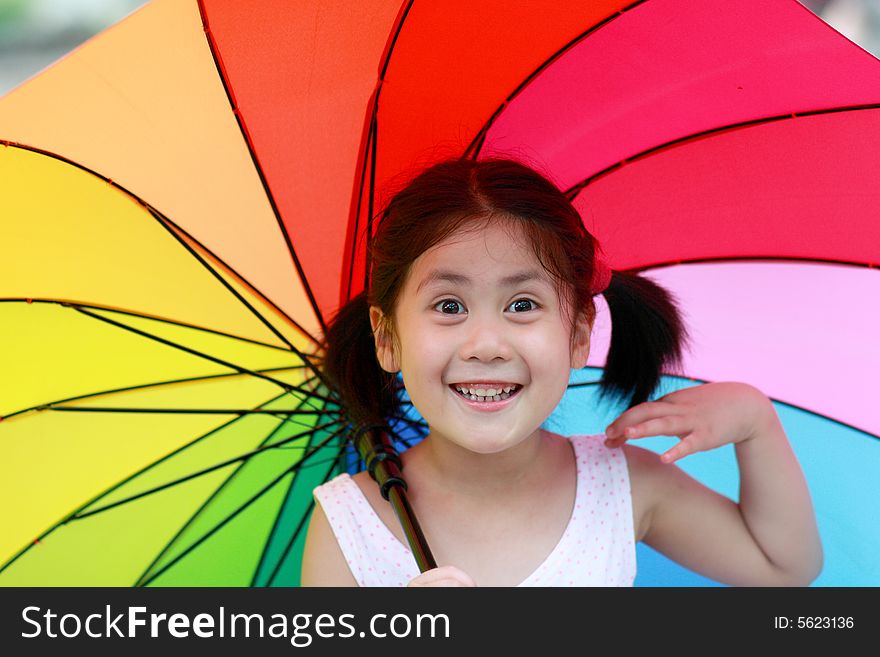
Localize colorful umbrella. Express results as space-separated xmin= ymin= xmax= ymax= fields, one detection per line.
xmin=1 ymin=0 xmax=879 ymax=586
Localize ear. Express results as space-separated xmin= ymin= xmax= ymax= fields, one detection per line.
xmin=570 ymin=311 xmax=593 ymax=369
xmin=369 ymin=305 xmax=400 ymax=373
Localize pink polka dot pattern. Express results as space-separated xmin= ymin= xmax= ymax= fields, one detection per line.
xmin=311 ymin=433 xmax=636 ymax=587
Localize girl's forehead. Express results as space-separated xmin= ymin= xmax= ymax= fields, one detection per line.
xmin=405 ymin=233 xmax=557 ymax=300
xmin=416 ymin=221 xmax=538 ymax=269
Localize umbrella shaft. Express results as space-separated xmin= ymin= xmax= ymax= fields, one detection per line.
xmin=354 ymin=426 xmax=437 ymax=573
xmin=387 ymin=483 xmax=437 ymax=573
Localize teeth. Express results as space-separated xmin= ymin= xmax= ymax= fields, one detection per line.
xmin=453 ymin=384 xmax=520 ymax=402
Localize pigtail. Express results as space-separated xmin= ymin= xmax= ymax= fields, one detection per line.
xmin=597 ymin=270 xmax=690 ymax=410
xmin=320 ymin=291 xmax=400 ymax=429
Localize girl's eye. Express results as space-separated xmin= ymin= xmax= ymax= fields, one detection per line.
xmin=432 ymin=298 xmax=539 ymax=314
xmin=435 ymin=299 xmax=465 ymax=314
xmin=508 ymin=298 xmax=538 ymax=313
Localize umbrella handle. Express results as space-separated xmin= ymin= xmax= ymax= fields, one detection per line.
xmin=355 ymin=426 xmax=437 ymax=573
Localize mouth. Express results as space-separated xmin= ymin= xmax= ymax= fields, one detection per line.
xmin=449 ymin=383 xmax=523 ymax=403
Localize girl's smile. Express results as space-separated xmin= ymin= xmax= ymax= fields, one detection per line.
xmin=449 ymin=382 xmax=524 ymax=411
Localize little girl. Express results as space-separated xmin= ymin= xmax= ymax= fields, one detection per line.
xmin=301 ymin=157 xmax=822 ymax=587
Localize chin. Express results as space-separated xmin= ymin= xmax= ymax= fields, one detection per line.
xmin=462 ymin=442 xmax=510 ymax=455
xmin=453 ymin=431 xmax=523 ymax=455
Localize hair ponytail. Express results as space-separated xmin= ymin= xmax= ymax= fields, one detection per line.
xmin=597 ymin=269 xmax=690 ymax=410
xmin=320 ymin=291 xmax=400 ymax=429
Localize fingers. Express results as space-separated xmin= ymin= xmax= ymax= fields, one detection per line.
xmin=604 ymin=400 xmax=679 ymax=440
xmin=605 ymin=421 xmax=700 ymax=465
xmin=659 ymin=443 xmax=686 ymax=464
xmin=658 ymin=432 xmax=705 ymax=463
xmin=605 ymin=412 xmax=689 ymax=446
xmin=407 ymin=565 xmax=477 ymax=587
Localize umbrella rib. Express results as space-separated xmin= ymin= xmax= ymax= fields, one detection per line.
xmin=386 ymin=411 xmax=429 ymax=443
xmin=564 ymin=104 xmax=880 ymax=199
xmin=250 ymin=362 xmax=354 ymax=586
xmin=592 ymin=255 xmax=880 ymax=280
xmin=344 ymin=109 xmax=378 ymax=303
xmin=340 ymin=414 xmax=428 ymax=474
xmin=45 ymin=406 xmax=339 ymax=418
xmin=0 ymin=392 xmax=418 ymax=580
xmin=378 ymin=0 xmax=415 ymax=82
xmin=137 ymin=211 xmax=345 ymax=407
xmin=0 ymin=391 xmax=345 ymax=580
xmin=0 ymin=362 xmax=318 ymax=422
xmin=142 ymin=203 xmax=324 ymax=354
xmin=12 ymin=386 xmax=344 ymax=573
xmin=344 ymin=117 xmax=367 ymax=303
xmin=255 ymin=443 xmax=347 ymax=587
xmin=72 ymin=414 xmax=348 ymax=522
xmin=257 ymin=420 xmax=428 ymax=585
xmin=197 ymin=1 xmax=329 ymax=339
xmin=1 ymin=364 xmax=422 ymax=577
xmin=0 ymin=298 xmax=304 ymax=354
xmin=341 ymin=0 xmax=413 ymax=302
xmin=134 ymin=421 xmax=351 ymax=587
xmin=0 ymin=299 xmax=336 ymax=418
xmin=363 ymin=113 xmax=380 ymax=295
xmin=365 ymin=108 xmax=380 ymax=293
xmin=124 ymin=394 xmax=344 ymax=581
xmin=70 ymin=304 xmax=327 ymax=399
xmin=463 ymin=1 xmax=644 ymax=160
xmin=264 ymin=499 xmax=314 ymax=587
xmin=0 ymin=141 xmax=322 ymax=353
xmin=0 ymin=387 xmax=301 ymax=575
xmin=251 ymin=395 xmax=430 ymax=587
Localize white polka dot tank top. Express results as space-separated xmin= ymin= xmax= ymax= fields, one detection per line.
xmin=311 ymin=433 xmax=636 ymax=586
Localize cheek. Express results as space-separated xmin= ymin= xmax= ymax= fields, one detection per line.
xmin=522 ymin=328 xmax=571 ymax=363
xmin=399 ymin=332 xmax=448 ymax=379
xmin=530 ymin=340 xmax=578 ymax=397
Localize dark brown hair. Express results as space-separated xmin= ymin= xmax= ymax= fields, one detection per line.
xmin=321 ymin=157 xmax=689 ymax=429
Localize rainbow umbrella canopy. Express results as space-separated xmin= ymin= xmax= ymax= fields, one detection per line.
xmin=1 ymin=0 xmax=879 ymax=586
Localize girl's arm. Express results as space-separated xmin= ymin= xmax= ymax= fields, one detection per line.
xmin=732 ymin=395 xmax=824 ymax=583
xmin=612 ymin=383 xmax=823 ymax=586
xmin=300 ymin=501 xmax=359 ymax=587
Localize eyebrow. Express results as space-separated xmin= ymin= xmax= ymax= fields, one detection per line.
xmin=416 ymin=268 xmax=550 ymax=293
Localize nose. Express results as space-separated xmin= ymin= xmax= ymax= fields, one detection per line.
xmin=458 ymin=313 xmax=513 ymax=362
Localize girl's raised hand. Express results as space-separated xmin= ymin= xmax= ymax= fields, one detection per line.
xmin=603 ymin=382 xmax=775 ymax=465
xmin=407 ymin=565 xmax=477 ymax=587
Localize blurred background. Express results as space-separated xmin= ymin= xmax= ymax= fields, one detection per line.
xmin=0 ymin=0 xmax=146 ymax=95
xmin=1 ymin=0 xmax=880 ymax=97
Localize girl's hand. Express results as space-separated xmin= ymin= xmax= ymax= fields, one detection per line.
xmin=603 ymin=382 xmax=775 ymax=465
xmin=407 ymin=565 xmax=477 ymax=587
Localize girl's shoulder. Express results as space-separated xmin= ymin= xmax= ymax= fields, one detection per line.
xmin=312 ymin=471 xmax=354 ymax=495
xmin=349 ymin=469 xmax=395 ymax=524
xmin=553 ymin=429 xmax=660 ymax=544
xmin=544 ymin=430 xmax=654 ymax=545
xmin=312 ymin=472 xmax=372 ymax=514
xmin=303 ymin=475 xmax=360 ymax=586
xmin=349 ymin=469 xmax=378 ymax=498
xmin=544 ymin=430 xmax=615 ymax=455
xmin=617 ymin=441 xmax=677 ymax=543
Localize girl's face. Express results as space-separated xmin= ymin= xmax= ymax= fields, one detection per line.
xmin=369 ymin=219 xmax=592 ymax=455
